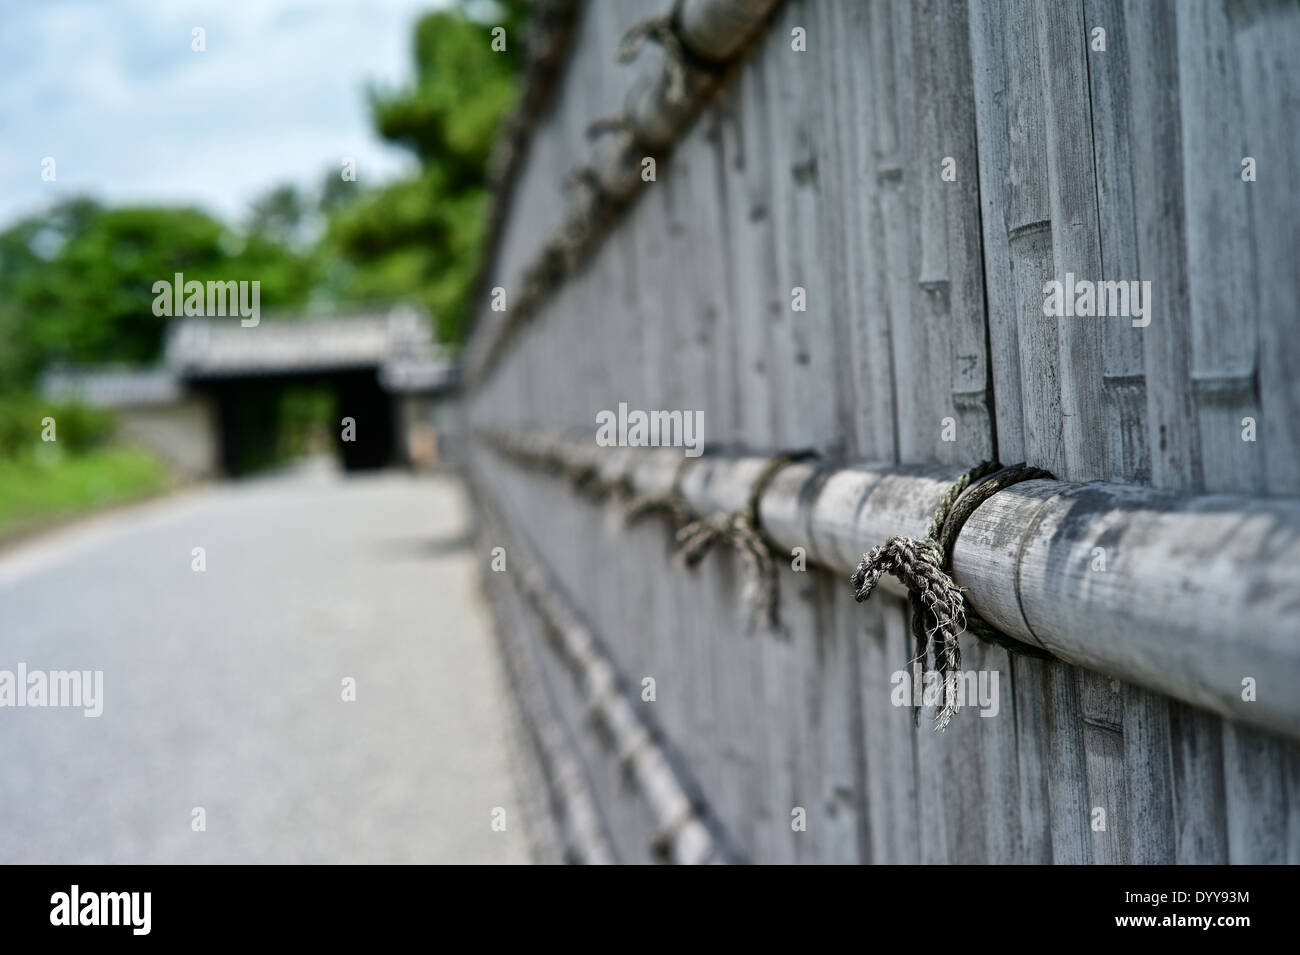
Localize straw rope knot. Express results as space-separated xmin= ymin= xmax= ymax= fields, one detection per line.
xmin=849 ymin=461 xmax=997 ymax=731
xmin=671 ymin=450 xmax=815 ymax=632
xmin=617 ymin=16 xmax=690 ymax=105
xmin=621 ymin=452 xmax=693 ymax=530
xmin=676 ymin=511 xmax=778 ymax=630
xmin=623 ymin=491 xmax=691 ymax=529
xmin=587 ymin=115 xmax=634 ymax=140
xmin=852 ymin=536 xmax=967 ymax=731
xmin=850 ymin=461 xmax=1056 ymax=731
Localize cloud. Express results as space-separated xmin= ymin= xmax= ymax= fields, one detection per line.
xmin=0 ymin=0 xmax=445 ymax=227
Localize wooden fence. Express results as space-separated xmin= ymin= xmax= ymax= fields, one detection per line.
xmin=464 ymin=0 xmax=1300 ymax=863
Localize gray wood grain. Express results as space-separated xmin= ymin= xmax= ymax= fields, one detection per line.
xmin=464 ymin=0 xmax=1300 ymax=864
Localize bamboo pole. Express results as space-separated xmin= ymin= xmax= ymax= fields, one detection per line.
xmin=480 ymin=430 xmax=1300 ymax=741
xmin=677 ymin=0 xmax=784 ymax=61
xmin=465 ymin=0 xmax=786 ymax=387
xmin=472 ymin=470 xmax=741 ymax=863
xmin=621 ymin=0 xmax=781 ymax=151
xmin=476 ymin=539 xmax=618 ymax=864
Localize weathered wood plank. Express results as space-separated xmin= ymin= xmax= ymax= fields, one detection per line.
xmin=1085 ymin=0 xmax=1149 ymax=486
xmin=1220 ymin=0 xmax=1300 ymax=869
xmin=1036 ymin=0 xmax=1107 ymax=482
xmin=809 ymin=0 xmax=865 ymax=459
xmin=968 ymin=0 xmax=1022 ymax=463
xmin=1115 ymin=0 xmax=1227 ymax=870
xmin=466 ymin=0 xmax=1300 ymax=864
xmin=1009 ymin=656 xmax=1054 ymax=862
xmin=859 ymin=601 xmax=918 ymax=862
xmin=764 ymin=0 xmax=838 ymax=452
xmin=1122 ymin=0 xmax=1200 ymax=493
xmin=1233 ymin=0 xmax=1300 ymax=495
xmin=932 ymin=0 xmax=993 ymax=466
xmin=869 ymin=0 xmax=919 ymax=466
xmin=477 ymin=464 xmax=739 ymax=862
xmin=722 ymin=53 xmax=781 ymax=448
xmin=967 ymin=0 xmax=1086 ymax=863
xmin=907 ymin=0 xmax=1004 ymax=863
xmin=1005 ymin=0 xmax=1063 ymax=474
xmin=1177 ymin=0 xmax=1261 ymax=496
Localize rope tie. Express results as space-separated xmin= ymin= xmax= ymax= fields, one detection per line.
xmin=676 ymin=511 xmax=773 ymax=626
xmin=581 ymin=448 xmax=640 ymax=506
xmin=850 ymin=462 xmax=1054 ymax=731
xmin=484 ymin=430 xmax=633 ymax=503
xmin=605 ymin=449 xmax=640 ymax=504
xmin=617 ymin=16 xmax=690 ymax=105
xmin=559 ymin=443 xmax=636 ymax=503
xmin=587 ymin=115 xmax=634 ymax=140
xmin=565 ymin=165 xmax=603 ymax=196
xmin=562 ymin=457 xmax=602 ymax=496
xmin=518 ymin=242 xmax=568 ymax=308
xmin=622 ymin=454 xmax=693 ymax=530
xmin=513 ymin=166 xmax=611 ymax=309
xmin=675 ymin=451 xmax=816 ymax=631
xmin=556 ymin=168 xmax=607 ymax=267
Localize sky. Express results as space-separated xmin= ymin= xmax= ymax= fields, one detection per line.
xmin=0 ymin=0 xmax=447 ymax=230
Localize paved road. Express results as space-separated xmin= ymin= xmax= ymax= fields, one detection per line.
xmin=0 ymin=462 xmax=529 ymax=863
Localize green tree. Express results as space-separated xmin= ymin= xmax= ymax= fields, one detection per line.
xmin=0 ymin=1 xmax=531 ymax=385
xmin=0 ymin=199 xmax=313 ymax=386
xmin=246 ymin=184 xmax=309 ymax=247
xmin=322 ymin=2 xmax=526 ymax=345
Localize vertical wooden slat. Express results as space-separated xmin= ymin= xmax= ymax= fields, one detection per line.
xmin=934 ymin=0 xmax=994 ymax=467
xmin=1077 ymin=3 xmax=1174 ymax=861
xmin=1042 ymin=659 xmax=1092 ymax=863
xmin=766 ymin=1 xmax=838 ymax=452
xmin=465 ymin=0 xmax=1300 ymax=865
xmin=1036 ymin=0 xmax=1107 ymax=482
xmin=725 ymin=53 xmax=781 ymax=449
xmin=1123 ymin=0 xmax=1200 ymax=492
xmin=1084 ymin=0 xmax=1149 ymax=485
xmin=869 ymin=0 xmax=913 ymax=468
xmin=873 ymin=0 xmax=961 ymax=865
xmin=711 ymin=39 xmax=781 ymax=861
xmin=968 ymin=0 xmax=1074 ymax=866
xmin=968 ymin=0 xmax=1024 ymax=463
xmin=857 ymin=601 xmax=921 ymax=863
xmin=1176 ymin=0 xmax=1261 ymax=496
xmin=1119 ymin=0 xmax=1233 ymax=865
xmin=1222 ymin=0 xmax=1300 ymax=865
xmin=1009 ymin=657 xmax=1054 ymax=862
xmin=1234 ymin=0 xmax=1300 ymax=495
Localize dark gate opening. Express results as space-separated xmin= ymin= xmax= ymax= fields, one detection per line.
xmin=201 ymin=369 xmax=397 ymax=477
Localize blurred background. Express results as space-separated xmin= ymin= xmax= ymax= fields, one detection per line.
xmin=0 ymin=0 xmax=535 ymax=863
xmin=1 ymin=0 xmax=530 ymax=516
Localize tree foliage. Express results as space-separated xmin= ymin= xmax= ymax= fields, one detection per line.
xmin=323 ymin=2 xmax=526 ymax=344
xmin=0 ymin=1 xmax=527 ymax=388
xmin=0 ymin=200 xmax=314 ymax=385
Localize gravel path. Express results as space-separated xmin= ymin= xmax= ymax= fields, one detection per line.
xmin=0 ymin=462 xmax=528 ymax=863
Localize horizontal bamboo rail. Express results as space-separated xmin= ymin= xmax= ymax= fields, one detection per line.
xmin=465 ymin=0 xmax=783 ymax=387
xmin=472 ymin=509 xmax=617 ymax=864
xmin=478 ymin=430 xmax=1300 ymax=741
xmin=472 ymin=473 xmax=741 ymax=863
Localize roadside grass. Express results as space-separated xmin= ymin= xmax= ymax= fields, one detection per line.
xmin=0 ymin=444 xmax=170 ymax=540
